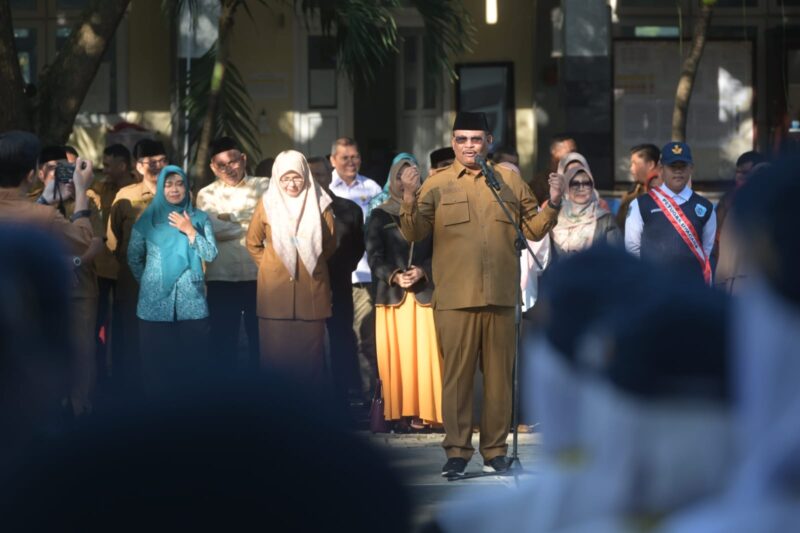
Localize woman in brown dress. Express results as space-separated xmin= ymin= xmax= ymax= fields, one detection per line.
xmin=246 ymin=150 xmax=336 ymax=384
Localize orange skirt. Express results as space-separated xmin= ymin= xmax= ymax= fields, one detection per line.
xmin=375 ymin=295 xmax=443 ymax=424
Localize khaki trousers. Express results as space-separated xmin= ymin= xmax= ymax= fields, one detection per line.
xmin=434 ymin=306 xmax=515 ymax=461
xmin=70 ymin=296 xmax=97 ymax=416
xmin=352 ymin=285 xmax=377 ymax=395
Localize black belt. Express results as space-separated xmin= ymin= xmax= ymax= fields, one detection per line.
xmin=353 ymin=282 xmax=372 ymax=288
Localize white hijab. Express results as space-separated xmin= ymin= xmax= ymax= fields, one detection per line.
xmin=263 ymin=150 xmax=332 ymax=277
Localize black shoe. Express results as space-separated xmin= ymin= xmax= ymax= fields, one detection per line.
xmin=483 ymin=455 xmax=511 ymax=473
xmin=441 ymin=458 xmax=468 ymax=477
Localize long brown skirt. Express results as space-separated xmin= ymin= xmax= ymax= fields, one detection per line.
xmin=258 ymin=318 xmax=325 ymax=384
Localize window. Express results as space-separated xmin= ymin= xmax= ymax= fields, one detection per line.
xmin=13 ymin=27 xmax=39 ymax=84
xmin=308 ymin=36 xmax=337 ymax=109
xmin=11 ymin=0 xmax=124 ymax=114
xmin=455 ymin=63 xmax=516 ymax=150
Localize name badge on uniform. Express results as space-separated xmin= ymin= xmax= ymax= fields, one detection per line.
xmin=695 ymin=204 xmax=708 ymax=217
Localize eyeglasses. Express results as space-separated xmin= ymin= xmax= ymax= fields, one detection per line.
xmin=279 ymin=175 xmax=305 ymax=184
xmin=453 ymin=136 xmax=486 ymax=145
xmin=139 ymin=156 xmax=167 ymax=167
xmin=569 ymin=180 xmax=593 ymax=190
xmin=213 ymin=154 xmax=244 ymax=173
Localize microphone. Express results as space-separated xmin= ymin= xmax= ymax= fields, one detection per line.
xmin=474 ymin=154 xmax=502 ymax=191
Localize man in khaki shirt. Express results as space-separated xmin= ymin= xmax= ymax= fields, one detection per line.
xmin=36 ymin=145 xmax=104 ymax=416
xmin=107 ymin=139 xmax=167 ymax=399
xmin=197 ymin=137 xmax=269 ymax=371
xmin=92 ymin=144 xmax=136 ymax=387
xmin=399 ymin=112 xmax=563 ymax=476
xmin=0 ymin=132 xmax=96 ymax=417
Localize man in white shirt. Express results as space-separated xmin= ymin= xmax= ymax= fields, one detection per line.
xmin=625 ymin=141 xmax=716 ymax=284
xmin=328 ymin=137 xmax=382 ymax=400
xmin=197 ymin=137 xmax=269 ymax=371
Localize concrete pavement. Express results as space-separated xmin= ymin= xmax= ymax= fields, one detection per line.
xmin=365 ymin=431 xmax=542 ymax=529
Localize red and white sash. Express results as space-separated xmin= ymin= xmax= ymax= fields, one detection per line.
xmin=648 ymin=188 xmax=712 ymax=285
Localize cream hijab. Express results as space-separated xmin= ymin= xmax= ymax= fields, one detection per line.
xmin=551 ymin=165 xmax=607 ymax=253
xmin=557 ymin=152 xmax=592 ymax=175
xmin=263 ymin=150 xmax=332 ymax=277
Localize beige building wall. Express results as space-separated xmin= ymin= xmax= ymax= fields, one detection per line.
xmin=228 ymin=3 xmax=296 ymax=163
xmin=452 ymin=0 xmax=536 ymax=179
xmin=69 ymin=0 xmax=172 ymax=162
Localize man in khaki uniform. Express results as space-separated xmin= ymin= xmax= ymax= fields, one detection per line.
xmin=399 ymin=112 xmax=563 ymax=476
xmin=36 ymin=146 xmax=104 ymax=416
xmin=107 ymin=139 xmax=167 ymax=399
xmin=92 ymin=144 xmax=136 ymax=387
xmin=0 ymin=132 xmax=96 ymax=418
xmin=0 ymin=133 xmax=94 ymax=251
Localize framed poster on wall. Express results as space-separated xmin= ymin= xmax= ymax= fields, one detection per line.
xmin=613 ymin=40 xmax=753 ymax=183
xmin=455 ymin=62 xmax=515 ymax=151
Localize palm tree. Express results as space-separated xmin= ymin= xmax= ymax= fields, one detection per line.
xmin=0 ymin=0 xmax=473 ymax=158
xmin=168 ymin=0 xmax=476 ymax=186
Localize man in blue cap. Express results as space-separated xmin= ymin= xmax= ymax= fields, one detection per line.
xmin=624 ymin=141 xmax=716 ymax=284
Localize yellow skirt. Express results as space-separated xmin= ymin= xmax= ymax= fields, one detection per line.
xmin=375 ymin=295 xmax=443 ymax=424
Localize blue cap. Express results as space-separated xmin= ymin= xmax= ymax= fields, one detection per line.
xmin=661 ymin=141 xmax=693 ymax=165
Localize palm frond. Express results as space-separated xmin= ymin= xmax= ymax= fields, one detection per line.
xmin=410 ymin=0 xmax=475 ymax=82
xmin=297 ymin=0 xmax=400 ymax=84
xmin=180 ymin=43 xmax=262 ymax=166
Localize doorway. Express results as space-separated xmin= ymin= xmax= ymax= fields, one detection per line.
xmin=353 ymin=54 xmax=398 ymax=186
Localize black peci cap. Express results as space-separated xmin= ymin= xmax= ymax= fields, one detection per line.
xmin=133 ymin=139 xmax=166 ymax=160
xmin=452 ymin=111 xmax=490 ymax=132
xmin=429 ymin=147 xmax=455 ymax=168
xmin=209 ymin=136 xmax=241 ymax=159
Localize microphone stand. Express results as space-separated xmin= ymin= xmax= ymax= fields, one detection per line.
xmin=449 ymin=156 xmax=537 ymax=483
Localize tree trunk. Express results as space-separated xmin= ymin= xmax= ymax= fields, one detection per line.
xmin=191 ymin=1 xmax=238 ymax=190
xmin=671 ymin=3 xmax=714 ymax=142
xmin=0 ymin=0 xmax=33 ymax=131
xmin=34 ymin=0 xmax=131 ymax=144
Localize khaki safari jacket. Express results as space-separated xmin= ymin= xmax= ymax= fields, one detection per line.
xmin=246 ymin=199 xmax=337 ymax=321
xmin=399 ymin=160 xmax=558 ymax=311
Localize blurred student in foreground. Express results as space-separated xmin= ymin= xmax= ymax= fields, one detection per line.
xmin=661 ymin=157 xmax=800 ymax=533
xmin=0 ymin=227 xmax=72 ymax=476
xmin=0 ymin=375 xmax=411 ymax=532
